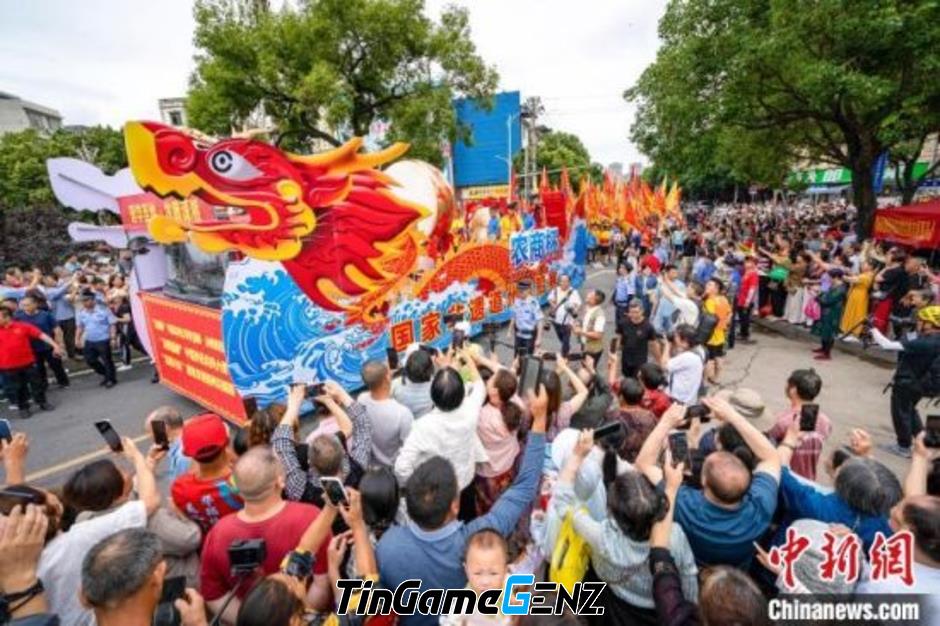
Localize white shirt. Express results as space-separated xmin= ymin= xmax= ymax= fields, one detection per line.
xmin=672 ymin=297 xmax=700 ymax=327
xmin=667 ymin=347 xmax=705 ymax=404
xmin=581 ymin=305 xmax=606 ymax=335
xmin=550 ymin=287 xmax=582 ymax=325
xmin=856 ymin=561 xmax=940 ymax=619
xmin=39 ymin=500 xmax=148 ymax=626
xmin=394 ymin=379 xmax=488 ymax=489
xmin=357 ymin=391 xmax=414 ymax=467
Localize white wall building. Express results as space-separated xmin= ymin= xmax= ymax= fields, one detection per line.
xmin=0 ymin=91 xmax=62 ymax=135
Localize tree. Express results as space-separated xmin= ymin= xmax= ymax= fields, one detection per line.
xmin=0 ymin=126 xmax=127 ymax=268
xmin=512 ymin=130 xmax=602 ymax=191
xmin=186 ymin=0 xmax=498 ymax=165
xmin=627 ymin=0 xmax=940 ymax=236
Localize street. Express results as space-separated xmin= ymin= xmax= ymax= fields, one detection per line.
xmin=2 ymin=267 xmax=909 ymax=488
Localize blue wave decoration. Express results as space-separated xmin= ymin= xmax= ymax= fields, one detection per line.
xmin=221 ymin=225 xmax=587 ymax=406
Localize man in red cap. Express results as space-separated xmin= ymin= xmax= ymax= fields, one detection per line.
xmin=170 ymin=412 xmax=243 ymax=536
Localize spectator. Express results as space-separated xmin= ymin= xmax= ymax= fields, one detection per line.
xmin=377 ymin=387 xmax=548 ymax=626
xmin=652 ymin=264 xmax=685 ymax=335
xmin=271 ymin=382 xmax=372 ymax=508
xmin=75 ymin=290 xmax=118 ymax=388
xmin=550 ymin=430 xmax=697 ymax=623
xmin=15 ymin=295 xmax=69 ymax=390
xmin=63 ymin=458 xmax=201 ymax=585
xmin=171 ymin=413 xmax=243 ymax=535
xmin=145 ymin=406 xmax=192 ymax=482
xmin=636 ymin=398 xmax=780 ymax=568
xmin=0 ymin=306 xmax=63 ymax=417
xmin=358 ymin=467 xmax=401 ymax=541
xmin=247 ymin=403 xmax=287 ymax=448
xmin=392 ymin=346 xmax=435 ymax=419
xmin=358 ymin=360 xmax=414 ymax=467
xmin=0 ymin=504 xmax=57 ymax=625
xmin=659 ymin=324 xmax=705 ymax=406
xmin=394 ymin=350 xmax=488 ymax=492
xmin=80 ymin=528 xmax=207 ymax=626
xmin=41 ymin=270 xmax=77 ymax=359
xmin=766 ymin=368 xmax=832 ymax=480
xmin=755 ymin=519 xmax=862 ymax=595
xmin=735 ymin=256 xmax=759 ymax=343
xmin=200 ymin=447 xmax=333 ymax=621
xmin=612 ymin=378 xmax=657 ymax=463
xmin=440 ymin=530 xmax=514 ymax=626
xmin=638 ymin=363 xmax=671 ymax=418
xmin=34 ymin=438 xmax=161 ymax=626
xmin=474 ymin=366 xmax=525 ymax=515
xmin=702 ymin=278 xmax=732 ymax=385
xmin=541 ymin=357 xmax=590 ymax=440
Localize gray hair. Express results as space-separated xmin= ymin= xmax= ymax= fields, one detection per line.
xmin=786 ymin=519 xmax=861 ymax=595
xmin=234 ymin=446 xmax=281 ymax=502
xmin=835 ymin=457 xmax=902 ymax=516
xmin=81 ymin=528 xmax=163 ymax=608
xmin=148 ymin=405 xmax=183 ymax=430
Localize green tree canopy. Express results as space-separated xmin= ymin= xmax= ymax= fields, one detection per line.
xmin=627 ymin=0 xmax=940 ymax=235
xmin=187 ymin=0 xmax=499 ymax=165
xmin=512 ymin=130 xmax=602 ymax=192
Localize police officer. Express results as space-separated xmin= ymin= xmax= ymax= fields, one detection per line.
xmin=507 ymin=280 xmax=542 ymax=356
xmin=871 ymin=305 xmax=940 ymax=458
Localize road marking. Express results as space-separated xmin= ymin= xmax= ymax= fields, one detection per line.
xmin=24 ymin=432 xmax=151 ymax=483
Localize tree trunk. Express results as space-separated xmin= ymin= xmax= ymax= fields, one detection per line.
xmin=851 ymin=163 xmax=878 ymax=239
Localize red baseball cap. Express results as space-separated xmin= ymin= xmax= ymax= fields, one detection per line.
xmin=182 ymin=413 xmax=229 ymax=462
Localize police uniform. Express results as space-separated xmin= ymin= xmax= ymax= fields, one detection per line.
xmin=512 ymin=281 xmax=541 ymax=355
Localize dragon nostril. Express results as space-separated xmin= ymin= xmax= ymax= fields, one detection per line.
xmin=158 ymin=134 xmax=197 ymax=174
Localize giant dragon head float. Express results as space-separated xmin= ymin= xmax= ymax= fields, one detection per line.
xmin=124 ymin=121 xmax=433 ymax=323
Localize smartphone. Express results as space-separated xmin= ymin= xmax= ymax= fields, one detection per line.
xmin=452 ymin=329 xmax=466 ymax=350
xmin=94 ymin=420 xmax=123 ymax=452
xmin=151 ymin=419 xmax=170 ymax=451
xmin=566 ymin=352 xmax=585 ymax=362
xmin=0 ymin=486 xmax=45 ymax=514
xmin=799 ymin=404 xmax=819 ymax=432
xmin=519 ymin=356 xmax=543 ymax=396
xmin=0 ymin=418 xmax=11 ymax=444
xmin=610 ymin=336 xmax=620 ymax=353
xmin=386 ymin=347 xmax=399 ymax=370
xmin=686 ymin=404 xmax=712 ymax=423
xmin=305 ymin=382 xmax=326 ymax=399
xmin=159 ymin=575 xmax=187 ymax=605
xmin=541 ymin=352 xmax=558 ymax=362
xmin=320 ymin=477 xmax=349 ymax=507
xmin=593 ymin=421 xmax=623 ymax=441
xmin=668 ymin=431 xmax=690 ymax=467
xmin=925 ymin=414 xmax=940 ymax=448
xmin=295 ymin=443 xmax=310 ymax=473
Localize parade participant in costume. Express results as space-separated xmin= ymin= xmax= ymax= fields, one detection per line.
xmin=507 ymin=280 xmax=542 ymax=356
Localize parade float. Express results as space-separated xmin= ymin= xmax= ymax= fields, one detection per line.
xmin=48 ymin=122 xmax=587 ymax=423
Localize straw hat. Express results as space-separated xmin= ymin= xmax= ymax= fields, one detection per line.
xmin=714 ymin=387 xmax=774 ymax=431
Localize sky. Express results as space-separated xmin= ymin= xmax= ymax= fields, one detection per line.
xmin=0 ymin=0 xmax=665 ymax=167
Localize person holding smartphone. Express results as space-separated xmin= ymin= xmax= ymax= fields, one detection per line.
xmin=765 ymin=369 xmax=832 ymax=481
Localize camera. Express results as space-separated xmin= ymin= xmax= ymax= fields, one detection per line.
xmin=228 ymin=539 xmax=266 ymax=575
xmin=282 ymin=550 xmax=314 ymax=580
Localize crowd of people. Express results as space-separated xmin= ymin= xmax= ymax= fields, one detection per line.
xmin=0 ymin=251 xmax=149 ymax=419
xmin=1 ymin=200 xmax=940 ymax=625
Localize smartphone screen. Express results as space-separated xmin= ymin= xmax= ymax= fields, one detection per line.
xmin=151 ymin=419 xmax=169 ymax=450
xmin=94 ymin=420 xmax=123 ymax=452
xmin=610 ymin=336 xmax=620 ymax=353
xmin=799 ymin=404 xmax=819 ymax=432
xmin=452 ymin=329 xmax=466 ymax=351
xmin=320 ymin=477 xmax=349 ymax=506
xmin=305 ymin=382 xmax=326 ymax=399
xmin=159 ymin=576 xmax=187 ymax=604
xmin=541 ymin=352 xmax=558 ymax=362
xmin=925 ymin=414 xmax=940 ymax=448
xmin=519 ymin=356 xmax=543 ymax=396
xmin=567 ymin=352 xmax=585 ymax=362
xmin=593 ymin=421 xmax=623 ymax=441
xmin=386 ymin=347 xmax=399 ymax=370
xmin=668 ymin=431 xmax=689 ymax=466
xmin=0 ymin=418 xmax=11 ymax=444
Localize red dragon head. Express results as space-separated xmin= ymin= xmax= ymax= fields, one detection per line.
xmin=124 ymin=122 xmax=429 ymax=321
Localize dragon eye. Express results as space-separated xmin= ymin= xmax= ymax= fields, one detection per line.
xmin=208 ymin=149 xmax=261 ymax=181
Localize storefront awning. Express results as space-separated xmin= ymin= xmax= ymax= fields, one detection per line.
xmin=805 ymin=185 xmax=849 ymax=195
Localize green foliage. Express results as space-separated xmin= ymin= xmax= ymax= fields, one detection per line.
xmin=187 ymin=0 xmax=498 ymax=164
xmin=0 ymin=126 xmax=126 ymax=268
xmin=627 ymin=0 xmax=940 ymax=234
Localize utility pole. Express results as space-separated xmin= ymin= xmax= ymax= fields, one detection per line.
xmin=520 ymin=96 xmax=544 ymax=200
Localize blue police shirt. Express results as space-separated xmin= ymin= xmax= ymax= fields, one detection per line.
xmin=14 ymin=310 xmax=56 ymax=353
xmin=77 ymin=305 xmax=117 ymax=343
xmin=512 ymin=296 xmax=541 ymax=336
xmin=43 ymin=284 xmax=75 ymax=322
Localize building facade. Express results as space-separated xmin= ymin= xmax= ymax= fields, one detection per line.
xmin=0 ymin=91 xmax=62 ymax=135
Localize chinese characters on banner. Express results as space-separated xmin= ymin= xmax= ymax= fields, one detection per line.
xmin=141 ymin=293 xmax=249 ymax=423
xmin=770 ymin=529 xmax=914 ymax=591
xmin=118 ymin=192 xmax=216 ymax=232
xmin=510 ymin=227 xmax=561 ymax=268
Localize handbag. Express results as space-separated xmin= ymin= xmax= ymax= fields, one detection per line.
xmin=549 ymin=510 xmax=591 ymax=593
xmin=804 ymin=297 xmax=821 ymax=321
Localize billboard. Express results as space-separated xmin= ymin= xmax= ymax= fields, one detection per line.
xmin=453 ymin=91 xmax=522 ymax=189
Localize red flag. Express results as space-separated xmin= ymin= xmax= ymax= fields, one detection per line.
xmin=509 ymin=168 xmax=517 ymax=203
xmin=539 ymin=166 xmax=550 ymax=192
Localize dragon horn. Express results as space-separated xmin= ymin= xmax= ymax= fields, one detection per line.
xmin=288 ymin=138 xmax=409 ymax=175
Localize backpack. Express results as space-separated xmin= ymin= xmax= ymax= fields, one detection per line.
xmin=694 ymin=304 xmax=719 ymax=345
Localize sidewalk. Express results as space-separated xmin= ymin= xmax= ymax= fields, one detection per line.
xmin=752 ymin=317 xmax=897 ymax=369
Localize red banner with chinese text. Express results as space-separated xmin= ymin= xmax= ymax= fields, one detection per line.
xmin=118 ymin=193 xmax=217 ymax=232
xmin=140 ymin=293 xmax=248 ymax=424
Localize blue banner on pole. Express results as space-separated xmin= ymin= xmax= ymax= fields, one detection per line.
xmin=872 ymin=151 xmax=889 ymax=194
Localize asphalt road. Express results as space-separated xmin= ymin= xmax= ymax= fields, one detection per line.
xmin=2 ymin=265 xmax=909 ymax=488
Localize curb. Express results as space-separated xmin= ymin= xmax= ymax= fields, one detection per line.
xmin=752 ymin=318 xmax=897 ymax=369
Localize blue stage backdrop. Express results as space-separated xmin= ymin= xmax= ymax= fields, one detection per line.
xmin=453 ymin=91 xmax=522 ymax=188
